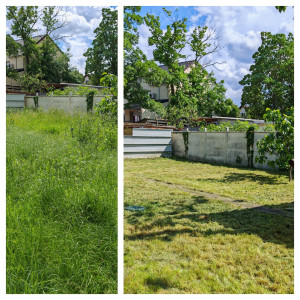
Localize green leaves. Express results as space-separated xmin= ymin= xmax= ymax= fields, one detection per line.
xmin=256 ymin=108 xmax=294 ymax=169
xmin=84 ymin=8 xmax=117 ymax=85
xmin=240 ymin=32 xmax=294 ymax=119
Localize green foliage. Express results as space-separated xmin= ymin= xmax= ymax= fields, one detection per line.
xmin=7 ymin=6 xmax=40 ymax=69
xmin=239 ymin=32 xmax=294 ymax=119
xmin=6 ymin=34 xmax=20 ymax=57
xmin=204 ymin=121 xmax=259 ymax=132
xmin=18 ymin=72 xmax=48 ymax=94
xmin=7 ymin=110 xmax=117 ymax=293
xmin=95 ymin=98 xmax=117 ymax=118
xmin=256 ymin=108 xmax=294 ymax=170
xmin=145 ymin=8 xmax=188 ymax=69
xmin=275 ymin=6 xmax=287 ymax=13
xmin=47 ymin=85 xmax=100 ymax=96
xmin=246 ymin=126 xmax=255 ymax=168
xmin=124 ymin=6 xmax=143 ymax=52
xmin=100 ymin=72 xmax=118 ymax=99
xmin=84 ymin=8 xmax=117 ymax=85
xmin=86 ymin=90 xmax=95 ymax=112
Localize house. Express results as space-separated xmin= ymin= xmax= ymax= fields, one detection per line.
xmin=6 ymin=35 xmax=64 ymax=93
xmin=124 ymin=61 xmax=195 ymax=122
xmin=239 ymin=105 xmax=249 ymax=117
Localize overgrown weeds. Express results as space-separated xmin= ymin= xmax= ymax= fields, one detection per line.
xmin=6 ymin=109 xmax=117 ymax=294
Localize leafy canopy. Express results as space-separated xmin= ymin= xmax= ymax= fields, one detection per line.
xmin=84 ymin=8 xmax=117 ymax=85
xmin=239 ymin=32 xmax=294 ymax=119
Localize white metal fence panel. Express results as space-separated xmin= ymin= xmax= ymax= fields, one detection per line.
xmin=6 ymin=94 xmax=25 ymax=108
xmin=124 ymin=128 xmax=172 ymax=158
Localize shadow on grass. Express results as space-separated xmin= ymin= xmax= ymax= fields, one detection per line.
xmin=197 ymin=172 xmax=287 ymax=185
xmin=169 ymin=156 xmax=290 ymax=181
xmin=125 ymin=196 xmax=294 ymax=249
xmin=144 ymin=276 xmax=173 ymax=292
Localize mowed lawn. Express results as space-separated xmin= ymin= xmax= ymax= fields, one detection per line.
xmin=124 ymin=158 xmax=294 ymax=294
xmin=7 ymin=109 xmax=117 ymax=293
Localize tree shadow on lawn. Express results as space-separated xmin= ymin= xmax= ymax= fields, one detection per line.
xmin=125 ymin=197 xmax=294 ymax=249
xmin=169 ymin=156 xmax=290 ymax=182
xmin=197 ymin=172 xmax=288 ymax=185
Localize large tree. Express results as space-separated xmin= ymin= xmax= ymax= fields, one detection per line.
xmin=7 ymin=6 xmax=40 ymax=74
xmin=84 ymin=8 xmax=117 ymax=85
xmin=143 ymin=8 xmax=237 ymax=125
xmin=239 ymin=32 xmax=294 ymax=119
xmin=124 ymin=7 xmax=167 ymax=115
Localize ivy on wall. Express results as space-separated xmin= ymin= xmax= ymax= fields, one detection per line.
xmin=246 ymin=126 xmax=255 ymax=168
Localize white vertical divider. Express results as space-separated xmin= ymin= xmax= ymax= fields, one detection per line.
xmin=117 ymin=5 xmax=124 ymax=295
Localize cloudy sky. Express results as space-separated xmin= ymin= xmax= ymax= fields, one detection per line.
xmin=137 ymin=6 xmax=294 ymax=106
xmin=6 ymin=6 xmax=116 ymax=76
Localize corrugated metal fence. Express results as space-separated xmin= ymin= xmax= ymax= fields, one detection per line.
xmin=6 ymin=94 xmax=25 ymax=108
xmin=124 ymin=128 xmax=172 ymax=158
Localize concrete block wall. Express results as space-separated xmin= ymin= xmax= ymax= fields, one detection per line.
xmin=172 ymin=131 xmax=276 ymax=170
xmin=25 ymin=95 xmax=106 ymax=113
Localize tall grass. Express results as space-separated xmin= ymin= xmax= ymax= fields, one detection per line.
xmin=6 ymin=109 xmax=117 ymax=293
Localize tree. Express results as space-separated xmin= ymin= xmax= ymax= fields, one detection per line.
xmin=239 ymin=32 xmax=294 ymax=119
xmin=7 ymin=6 xmax=40 ymax=73
xmin=275 ymin=6 xmax=287 ymax=13
xmin=6 ymin=34 xmax=20 ymax=79
xmin=142 ymin=8 xmax=232 ymax=126
xmin=256 ymin=108 xmax=294 ymax=170
xmin=124 ymin=7 xmax=167 ymax=115
xmin=7 ymin=6 xmax=82 ymax=85
xmin=84 ymin=8 xmax=117 ymax=85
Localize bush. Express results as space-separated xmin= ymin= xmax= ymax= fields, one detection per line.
xmin=256 ymin=108 xmax=294 ymax=169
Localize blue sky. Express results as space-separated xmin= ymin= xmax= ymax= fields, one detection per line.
xmin=137 ymin=6 xmax=294 ymax=106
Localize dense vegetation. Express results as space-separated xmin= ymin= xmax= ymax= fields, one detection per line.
xmin=6 ymin=109 xmax=117 ymax=293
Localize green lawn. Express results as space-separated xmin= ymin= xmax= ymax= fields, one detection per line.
xmin=6 ymin=109 xmax=117 ymax=293
xmin=124 ymin=158 xmax=294 ymax=294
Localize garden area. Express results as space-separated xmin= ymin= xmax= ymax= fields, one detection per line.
xmin=6 ymin=109 xmax=117 ymax=293
xmin=124 ymin=157 xmax=294 ymax=294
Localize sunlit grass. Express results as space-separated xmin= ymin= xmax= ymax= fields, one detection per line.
xmin=7 ymin=109 xmax=117 ymax=294
xmin=124 ymin=158 xmax=294 ymax=294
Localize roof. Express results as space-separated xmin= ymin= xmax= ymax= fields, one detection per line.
xmin=211 ymin=115 xmax=265 ymax=124
xmin=14 ymin=35 xmax=46 ymax=46
xmin=11 ymin=35 xmax=63 ymax=56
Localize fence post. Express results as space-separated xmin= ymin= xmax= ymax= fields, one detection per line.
xmin=69 ymin=92 xmax=72 ymax=113
xmin=204 ymin=128 xmax=207 ymax=161
xmin=51 ymin=92 xmax=53 ymax=109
